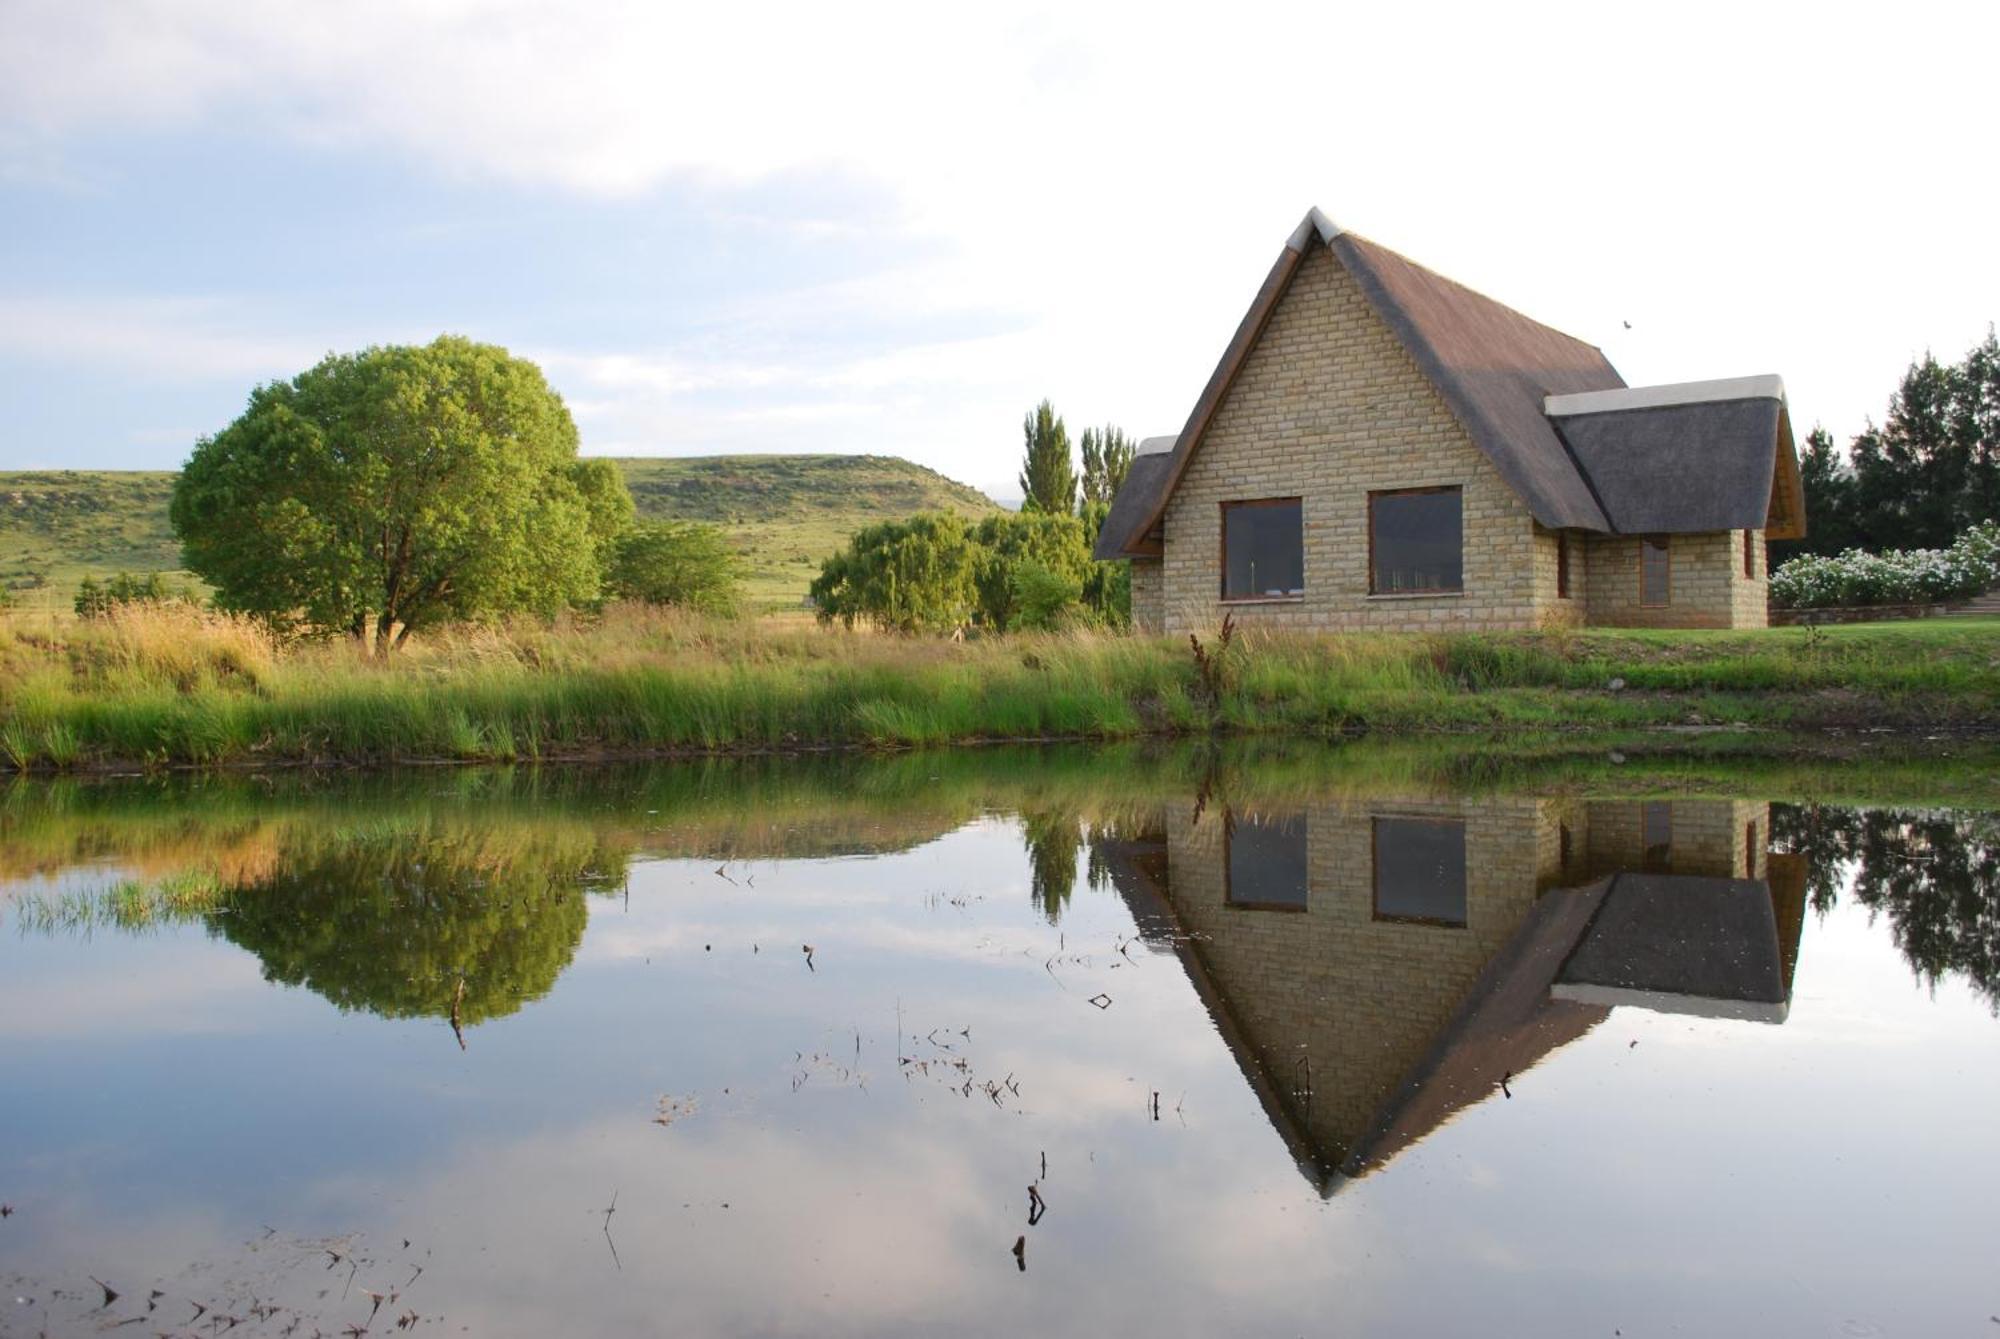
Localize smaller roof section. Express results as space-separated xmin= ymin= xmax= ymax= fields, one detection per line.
xmin=1091 ymin=438 xmax=1174 ymax=560
xmin=1546 ymin=375 xmax=1805 ymax=540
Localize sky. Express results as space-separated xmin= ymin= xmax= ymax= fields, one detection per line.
xmin=3 ymin=1 xmax=1996 ymax=504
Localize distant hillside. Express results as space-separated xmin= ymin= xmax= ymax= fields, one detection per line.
xmin=0 ymin=455 xmax=1001 ymax=611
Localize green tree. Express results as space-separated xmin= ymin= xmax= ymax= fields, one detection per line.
xmin=170 ymin=336 xmax=632 ymax=649
xmin=1771 ymin=427 xmax=1861 ymax=563
xmin=809 ymin=513 xmax=980 ymax=633
xmin=606 ymin=521 xmax=741 ymax=615
xmin=1018 ymin=400 xmax=1076 ymax=515
xmin=971 ymin=510 xmax=1093 ymax=631
xmin=1077 ymin=498 xmax=1132 ymax=628
xmin=1079 ymin=425 xmax=1137 ymax=506
xmin=1847 ymin=330 xmax=2000 ymax=551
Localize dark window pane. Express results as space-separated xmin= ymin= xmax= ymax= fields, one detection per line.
xmin=1370 ymin=489 xmax=1463 ymax=594
xmin=1557 ymin=532 xmax=1571 ymax=598
xmin=1643 ymin=801 xmax=1673 ymax=869
xmin=1744 ymin=529 xmax=1755 ymax=578
xmin=1222 ymin=500 xmax=1303 ymax=600
xmin=1227 ymin=811 xmax=1308 ymax=909
xmin=1641 ymin=537 xmax=1671 ymax=606
xmin=1372 ymin=817 xmax=1467 ymax=925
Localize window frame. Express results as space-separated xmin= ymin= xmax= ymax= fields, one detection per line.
xmin=1367 ymin=485 xmax=1466 ymax=598
xmin=1639 ymin=536 xmax=1672 ymax=607
xmin=1223 ymin=809 xmax=1310 ymax=912
xmin=1370 ymin=814 xmax=1470 ymax=928
xmin=1218 ymin=497 xmax=1306 ymax=605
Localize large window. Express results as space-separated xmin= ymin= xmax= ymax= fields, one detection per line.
xmin=1372 ymin=816 xmax=1468 ymax=925
xmin=1640 ymin=537 xmax=1671 ymax=606
xmin=1221 ymin=499 xmax=1303 ymax=601
xmin=1369 ymin=487 xmax=1463 ymax=595
xmin=1225 ymin=810 xmax=1308 ymax=910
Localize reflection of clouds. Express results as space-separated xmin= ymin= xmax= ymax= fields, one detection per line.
xmin=0 ymin=939 xmax=267 ymax=1039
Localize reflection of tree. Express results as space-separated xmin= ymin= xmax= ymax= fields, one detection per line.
xmin=1772 ymin=804 xmax=2000 ymax=1010
xmin=1021 ymin=810 xmax=1080 ymax=926
xmin=211 ymin=821 xmax=631 ymax=1025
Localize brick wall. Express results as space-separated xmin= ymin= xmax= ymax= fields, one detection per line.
xmin=1130 ymin=559 xmax=1164 ymax=635
xmin=1156 ymin=244 xmax=1550 ymax=635
xmin=1582 ymin=529 xmax=1769 ymax=629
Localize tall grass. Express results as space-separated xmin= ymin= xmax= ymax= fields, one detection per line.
xmin=0 ymin=603 xmax=1995 ymax=769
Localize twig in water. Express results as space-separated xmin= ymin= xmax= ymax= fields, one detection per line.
xmin=1011 ymin=1235 xmax=1026 ymax=1272
xmin=1027 ymin=1184 xmax=1046 ymax=1226
xmin=1088 ymin=993 xmax=1112 ymax=1010
xmin=600 ymin=1190 xmax=622 ymax=1271
xmin=1500 ymin=1070 xmax=1512 ymax=1099
xmin=802 ymin=944 xmax=815 ymax=972
xmin=449 ymin=978 xmax=467 ymax=1052
xmin=713 ymin=864 xmax=737 ymax=885
xmin=89 ymin=1275 xmax=119 ymax=1308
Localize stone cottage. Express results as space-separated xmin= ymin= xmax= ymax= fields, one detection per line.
xmin=1094 ymin=209 xmax=1807 ymax=633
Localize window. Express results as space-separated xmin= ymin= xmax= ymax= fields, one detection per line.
xmin=1369 ymin=488 xmax=1463 ymax=595
xmin=1225 ymin=811 xmax=1308 ymax=910
xmin=1743 ymin=529 xmax=1756 ymax=579
xmin=1640 ymin=536 xmax=1671 ymax=606
xmin=1221 ymin=499 xmax=1303 ymax=601
xmin=1643 ymin=802 xmax=1673 ymax=870
xmin=1745 ymin=820 xmax=1759 ymax=879
xmin=1559 ymin=821 xmax=1574 ymax=877
xmin=1556 ymin=532 xmax=1572 ymax=599
xmin=1372 ymin=816 xmax=1468 ymax=926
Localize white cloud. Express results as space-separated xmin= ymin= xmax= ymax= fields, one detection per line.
xmin=3 ymin=0 xmax=1997 ymax=462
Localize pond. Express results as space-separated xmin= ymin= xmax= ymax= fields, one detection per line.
xmin=1 ymin=744 xmax=1996 ymax=1337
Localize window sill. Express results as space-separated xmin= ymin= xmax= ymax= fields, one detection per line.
xmin=1220 ymin=595 xmax=1305 ymax=606
xmin=1366 ymin=590 xmax=1465 ymax=601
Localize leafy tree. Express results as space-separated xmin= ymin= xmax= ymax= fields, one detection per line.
xmin=1018 ymin=400 xmax=1075 ymax=515
xmin=1770 ymin=427 xmax=1861 ymax=563
xmin=809 ymin=513 xmax=980 ymax=633
xmin=170 ymin=336 xmax=633 ymax=649
xmin=1845 ymin=329 xmax=2000 ymax=551
xmin=972 ymin=510 xmax=1093 ymax=631
xmin=1077 ymin=498 xmax=1132 ymax=628
xmin=606 ymin=521 xmax=741 ymax=615
xmin=1079 ymin=425 xmax=1137 ymax=506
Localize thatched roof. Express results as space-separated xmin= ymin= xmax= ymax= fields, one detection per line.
xmin=1091 ymin=439 xmax=1173 ymax=560
xmin=1103 ymin=209 xmax=1805 ymax=555
xmin=1546 ymin=378 xmax=1806 ymax=540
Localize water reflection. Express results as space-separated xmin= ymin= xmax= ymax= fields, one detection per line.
xmin=210 ymin=822 xmax=630 ymax=1024
xmin=1092 ymin=796 xmax=1808 ymax=1191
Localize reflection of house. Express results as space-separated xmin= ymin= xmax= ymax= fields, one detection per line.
xmin=1092 ymin=796 xmax=1805 ymax=1194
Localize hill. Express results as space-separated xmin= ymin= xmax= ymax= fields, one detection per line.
xmin=0 ymin=455 xmax=1000 ymax=611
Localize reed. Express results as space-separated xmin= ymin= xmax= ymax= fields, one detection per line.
xmin=0 ymin=604 xmax=1995 ymax=770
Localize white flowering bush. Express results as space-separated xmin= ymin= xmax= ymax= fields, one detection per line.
xmin=1770 ymin=521 xmax=2000 ymax=609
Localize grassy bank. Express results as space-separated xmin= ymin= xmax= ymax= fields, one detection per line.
xmin=1 ymin=603 xmax=1997 ymax=770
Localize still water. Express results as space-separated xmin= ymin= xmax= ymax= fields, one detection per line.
xmin=1 ymin=747 xmax=1995 ymax=1337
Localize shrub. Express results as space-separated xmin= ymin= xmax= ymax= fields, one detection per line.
xmin=809 ymin=513 xmax=980 ymax=634
xmin=1008 ymin=560 xmax=1084 ymax=632
xmin=1769 ymin=521 xmax=2000 ymax=609
xmin=604 ymin=522 xmax=740 ymax=615
xmin=75 ymin=571 xmax=181 ymax=619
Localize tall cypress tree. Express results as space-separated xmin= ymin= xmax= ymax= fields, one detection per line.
xmin=1018 ymin=400 xmax=1076 ymax=515
xmin=1079 ymin=425 xmax=1137 ymax=506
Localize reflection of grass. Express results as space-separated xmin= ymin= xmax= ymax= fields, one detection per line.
xmin=14 ymin=868 xmax=227 ymax=934
xmin=1 ymin=608 xmax=1997 ymax=770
